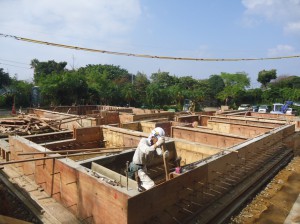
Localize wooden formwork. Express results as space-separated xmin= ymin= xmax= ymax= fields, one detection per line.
xmin=207 ymin=120 xmax=274 ymax=137
xmin=171 ymin=126 xmax=248 ymax=148
xmin=1 ymin=110 xmax=298 ymax=223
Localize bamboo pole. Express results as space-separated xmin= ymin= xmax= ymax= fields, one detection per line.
xmin=0 ymin=150 xmax=127 ymax=166
xmin=18 ymin=146 xmax=135 ymax=156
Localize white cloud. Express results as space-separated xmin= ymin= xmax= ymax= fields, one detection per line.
xmin=0 ymin=0 xmax=141 ymax=43
xmin=267 ymin=44 xmax=296 ymax=57
xmin=241 ymin=0 xmax=300 ymax=35
xmin=284 ymin=21 xmax=300 ymax=35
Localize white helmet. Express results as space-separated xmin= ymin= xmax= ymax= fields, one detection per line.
xmin=149 ymin=127 xmax=165 ymax=139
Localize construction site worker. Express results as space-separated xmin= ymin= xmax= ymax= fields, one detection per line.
xmin=128 ymin=127 xmax=166 ymax=192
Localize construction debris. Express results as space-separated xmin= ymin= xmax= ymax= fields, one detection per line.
xmin=0 ymin=114 xmax=81 ymax=137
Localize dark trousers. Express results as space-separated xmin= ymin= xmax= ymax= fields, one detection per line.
xmin=128 ymin=162 xmax=143 ymax=180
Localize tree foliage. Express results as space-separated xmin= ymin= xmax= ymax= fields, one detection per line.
xmin=31 ymin=59 xmax=67 ymax=84
xmin=0 ymin=68 xmax=12 ymax=88
xmin=217 ymin=72 xmax=250 ymax=107
xmin=270 ymin=75 xmax=300 ymax=89
xmin=1 ymin=60 xmax=300 ymax=112
xmin=257 ymin=69 xmax=277 ymax=88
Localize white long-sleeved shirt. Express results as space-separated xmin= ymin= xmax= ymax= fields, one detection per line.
xmin=132 ymin=138 xmax=156 ymax=165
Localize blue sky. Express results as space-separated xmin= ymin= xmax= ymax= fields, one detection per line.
xmin=0 ymin=0 xmax=299 ymax=88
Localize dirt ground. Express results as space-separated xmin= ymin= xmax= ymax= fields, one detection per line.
xmin=230 ymin=154 xmax=300 ymax=224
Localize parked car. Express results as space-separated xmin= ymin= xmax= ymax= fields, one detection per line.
xmin=238 ymin=104 xmax=251 ymax=110
xmin=286 ymin=108 xmax=297 ymax=115
xmin=258 ymin=105 xmax=271 ymax=113
xmin=252 ymin=105 xmax=259 ymax=112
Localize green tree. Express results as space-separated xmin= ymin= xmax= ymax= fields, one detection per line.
xmin=79 ymin=64 xmax=133 ymax=106
xmin=207 ymin=75 xmax=225 ymax=106
xmin=168 ymin=84 xmax=184 ymax=108
xmin=257 ymin=69 xmax=277 ymax=89
xmin=38 ymin=71 xmax=88 ymax=106
xmin=121 ymin=83 xmax=136 ymax=106
xmin=177 ymin=76 xmax=196 ymax=90
xmin=0 ymin=68 xmax=12 ymax=88
xmin=270 ymin=75 xmax=300 ymax=89
xmin=217 ymin=72 xmax=250 ymax=107
xmin=133 ymin=72 xmax=150 ymax=107
xmin=11 ymin=79 xmax=33 ymax=107
xmin=31 ymin=59 xmax=67 ymax=84
xmin=150 ymin=71 xmax=177 ymax=88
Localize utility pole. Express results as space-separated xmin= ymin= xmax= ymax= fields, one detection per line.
xmin=71 ymin=55 xmax=76 ymax=70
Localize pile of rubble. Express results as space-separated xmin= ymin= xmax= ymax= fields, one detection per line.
xmin=0 ymin=115 xmax=59 ymax=138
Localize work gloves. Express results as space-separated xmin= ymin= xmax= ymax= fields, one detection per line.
xmin=156 ymin=147 xmax=162 ymax=155
xmin=155 ymin=137 xmax=165 ymax=156
xmin=155 ymin=147 xmax=169 ymax=157
xmin=156 ymin=137 xmax=165 ymax=147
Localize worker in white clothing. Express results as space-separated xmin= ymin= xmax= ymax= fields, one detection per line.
xmin=128 ymin=127 xmax=166 ymax=192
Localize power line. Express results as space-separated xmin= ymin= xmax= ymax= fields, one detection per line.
xmin=0 ymin=58 xmax=29 ymax=65
xmin=0 ymin=62 xmax=31 ymax=69
xmin=1 ymin=33 xmax=300 ymax=62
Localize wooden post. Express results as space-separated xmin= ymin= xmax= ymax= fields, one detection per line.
xmin=162 ymin=144 xmax=170 ymax=181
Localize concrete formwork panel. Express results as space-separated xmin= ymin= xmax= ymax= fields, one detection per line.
xmin=7 ymin=135 xmax=131 ymax=224
xmin=2 ymin=109 xmax=298 ymax=224
xmin=175 ymin=115 xmax=199 ymax=123
xmin=171 ymin=126 xmax=247 ymax=148
xmin=119 ymin=112 xmax=174 ymax=123
xmin=207 ymin=120 xmax=273 ymax=137
xmin=174 ymin=140 xmax=222 ymax=165
xmin=210 ymin=115 xmax=285 ymax=128
xmin=102 ymin=126 xmax=142 ymax=148
xmin=24 ymin=131 xmax=73 ymax=144
xmin=120 ymin=122 xmax=140 ymax=131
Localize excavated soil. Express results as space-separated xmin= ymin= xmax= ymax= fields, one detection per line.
xmin=0 ymin=179 xmax=41 ymax=223
xmin=230 ymin=155 xmax=300 ymax=224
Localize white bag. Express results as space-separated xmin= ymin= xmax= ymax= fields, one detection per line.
xmin=138 ymin=169 xmax=155 ymax=190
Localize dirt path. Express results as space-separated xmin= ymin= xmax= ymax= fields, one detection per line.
xmin=230 ymin=155 xmax=300 ymax=224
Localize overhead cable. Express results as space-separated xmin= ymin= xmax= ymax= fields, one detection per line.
xmin=0 ymin=58 xmax=29 ymax=65
xmin=1 ymin=33 xmax=300 ymax=62
xmin=0 ymin=62 xmax=31 ymax=69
